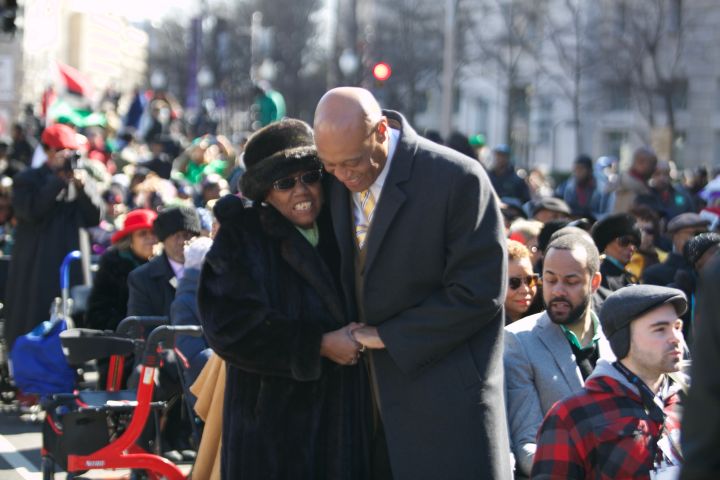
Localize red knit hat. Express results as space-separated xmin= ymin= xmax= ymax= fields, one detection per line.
xmin=111 ymin=209 xmax=158 ymax=244
xmin=41 ymin=123 xmax=79 ymax=150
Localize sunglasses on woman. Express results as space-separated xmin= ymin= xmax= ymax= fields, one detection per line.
xmin=508 ymin=274 xmax=539 ymax=290
xmin=272 ymin=169 xmax=323 ymax=191
xmin=616 ymin=235 xmax=638 ymax=247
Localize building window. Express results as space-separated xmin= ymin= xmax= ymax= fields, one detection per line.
xmin=672 ymin=130 xmax=686 ymax=167
xmin=510 ymin=84 xmax=530 ymax=120
xmin=669 ymin=0 xmax=682 ymax=34
xmin=537 ymin=96 xmax=553 ymax=145
xmin=604 ymin=130 xmax=628 ymax=159
xmin=671 ymin=79 xmax=688 ymax=111
xmin=475 ymin=97 xmax=489 ymax=136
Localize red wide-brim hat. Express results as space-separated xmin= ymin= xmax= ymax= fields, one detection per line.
xmin=111 ymin=209 xmax=158 ymax=244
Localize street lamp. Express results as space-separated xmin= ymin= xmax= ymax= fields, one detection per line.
xmin=150 ymin=69 xmax=167 ymax=91
xmin=338 ymin=48 xmax=359 ymax=83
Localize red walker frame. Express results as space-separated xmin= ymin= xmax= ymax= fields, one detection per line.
xmin=65 ymin=325 xmax=201 ymax=480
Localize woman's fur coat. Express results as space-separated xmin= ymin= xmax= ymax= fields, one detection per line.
xmin=198 ymin=194 xmax=369 ymax=480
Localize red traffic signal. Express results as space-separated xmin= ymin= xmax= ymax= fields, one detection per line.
xmin=372 ymin=62 xmax=392 ymax=82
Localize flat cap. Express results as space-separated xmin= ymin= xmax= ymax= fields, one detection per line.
xmin=667 ymin=213 xmax=710 ymax=234
xmin=600 ymin=284 xmax=687 ymax=358
xmin=533 ymin=197 xmax=571 ymax=216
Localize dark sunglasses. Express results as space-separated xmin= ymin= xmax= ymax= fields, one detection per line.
xmin=272 ymin=169 xmax=323 ymax=191
xmin=616 ymin=235 xmax=639 ymax=247
xmin=508 ymin=274 xmax=539 ymax=290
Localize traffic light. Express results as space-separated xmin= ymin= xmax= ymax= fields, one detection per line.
xmin=372 ymin=62 xmax=392 ymax=84
xmin=0 ymin=0 xmax=17 ymax=34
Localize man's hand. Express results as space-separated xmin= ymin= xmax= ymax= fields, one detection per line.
xmin=351 ymin=326 xmax=385 ymax=350
xmin=320 ymin=322 xmax=363 ymax=365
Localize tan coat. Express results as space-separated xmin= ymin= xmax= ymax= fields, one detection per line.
xmin=190 ymin=354 xmax=225 ymax=480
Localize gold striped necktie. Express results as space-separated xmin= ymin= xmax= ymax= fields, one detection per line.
xmin=355 ymin=189 xmax=376 ymax=249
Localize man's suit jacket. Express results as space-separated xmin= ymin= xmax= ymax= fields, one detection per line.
xmin=329 ymin=111 xmax=511 ymax=479
xmin=127 ymin=252 xmax=177 ymax=317
xmin=504 ymin=311 xmax=615 ymax=476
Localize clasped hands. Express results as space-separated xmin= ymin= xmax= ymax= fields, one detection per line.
xmin=320 ymin=323 xmax=385 ymax=366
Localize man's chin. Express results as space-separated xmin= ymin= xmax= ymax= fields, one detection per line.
xmin=548 ymin=313 xmax=572 ymax=325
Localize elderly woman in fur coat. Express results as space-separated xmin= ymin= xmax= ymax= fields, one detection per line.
xmin=198 ymin=119 xmax=370 ymax=480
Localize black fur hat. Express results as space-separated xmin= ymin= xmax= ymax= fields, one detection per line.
xmin=153 ymin=205 xmax=201 ymax=241
xmin=591 ymin=213 xmax=640 ymax=253
xmin=240 ymin=119 xmax=321 ymax=202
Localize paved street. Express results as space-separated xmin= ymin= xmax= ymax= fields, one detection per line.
xmin=0 ymin=406 xmax=56 ymax=480
xmin=0 ymin=405 xmax=191 ymax=479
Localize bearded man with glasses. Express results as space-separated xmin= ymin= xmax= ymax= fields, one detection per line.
xmin=504 ymin=233 xmax=616 ymax=478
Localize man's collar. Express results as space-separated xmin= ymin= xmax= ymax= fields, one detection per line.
xmin=373 ymin=127 xmax=400 ymax=192
xmin=559 ymin=310 xmax=600 ymax=350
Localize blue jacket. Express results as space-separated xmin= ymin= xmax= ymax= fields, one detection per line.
xmin=170 ymin=267 xmax=212 ymax=391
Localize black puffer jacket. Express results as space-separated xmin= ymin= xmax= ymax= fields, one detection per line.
xmin=198 ymin=194 xmax=370 ymax=480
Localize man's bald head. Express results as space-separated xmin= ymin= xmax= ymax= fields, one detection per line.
xmin=313 ymin=88 xmax=391 ymax=192
xmin=314 ymin=87 xmax=383 ymax=137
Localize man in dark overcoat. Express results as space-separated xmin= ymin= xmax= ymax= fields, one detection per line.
xmin=313 ymin=87 xmax=511 ymax=479
xmin=4 ymin=124 xmax=103 ymax=349
xmin=126 ymin=205 xmax=201 ymax=318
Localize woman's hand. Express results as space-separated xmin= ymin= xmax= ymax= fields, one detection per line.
xmin=320 ymin=322 xmax=364 ymax=365
xmin=350 ymin=326 xmax=385 ymax=350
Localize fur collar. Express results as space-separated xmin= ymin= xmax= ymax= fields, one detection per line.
xmin=216 ymin=194 xmax=345 ymax=327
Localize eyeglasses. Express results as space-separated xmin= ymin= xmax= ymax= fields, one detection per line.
xmin=272 ymin=169 xmax=323 ymax=191
xmin=508 ymin=274 xmax=539 ymax=290
xmin=616 ymin=235 xmax=638 ymax=247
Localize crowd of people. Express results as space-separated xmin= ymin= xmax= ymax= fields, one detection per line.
xmin=0 ymin=84 xmax=719 ymax=479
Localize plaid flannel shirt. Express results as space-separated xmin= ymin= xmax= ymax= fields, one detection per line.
xmin=531 ymin=373 xmax=682 ymax=479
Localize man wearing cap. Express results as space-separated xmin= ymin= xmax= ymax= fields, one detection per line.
xmin=591 ymin=213 xmax=641 ymax=292
xmin=488 ymin=144 xmax=531 ymax=203
xmin=126 ymin=205 xmax=202 ymax=463
xmin=4 ymin=123 xmax=103 ymax=350
xmin=504 ymin=233 xmax=615 ymax=478
xmin=642 ymin=212 xmax=709 ymax=287
xmin=532 ymin=197 xmax=572 ymax=223
xmin=532 ymin=284 xmax=687 ymax=479
xmin=555 ymin=154 xmax=602 ymax=218
xmin=127 ymin=205 xmax=201 ymax=318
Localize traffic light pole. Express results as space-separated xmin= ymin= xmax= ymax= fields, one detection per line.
xmin=440 ymin=0 xmax=456 ymax=139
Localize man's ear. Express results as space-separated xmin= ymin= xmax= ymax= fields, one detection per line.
xmin=375 ymin=117 xmax=388 ymax=141
xmin=590 ymin=271 xmax=602 ymax=293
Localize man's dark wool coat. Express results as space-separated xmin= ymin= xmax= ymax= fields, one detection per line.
xmin=127 ymin=252 xmax=177 ymax=318
xmin=198 ymin=194 xmax=370 ymax=480
xmin=5 ymin=164 xmax=103 ymax=348
xmin=328 ymin=111 xmax=512 ymax=479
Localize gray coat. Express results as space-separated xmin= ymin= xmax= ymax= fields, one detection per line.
xmin=328 ymin=111 xmax=511 ymax=480
xmin=504 ymin=311 xmax=615 ymax=476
